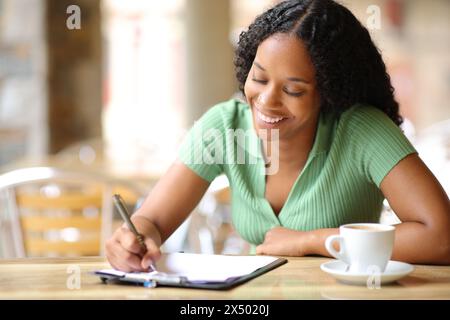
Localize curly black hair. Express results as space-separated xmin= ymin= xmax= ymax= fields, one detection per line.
xmin=234 ymin=0 xmax=402 ymax=126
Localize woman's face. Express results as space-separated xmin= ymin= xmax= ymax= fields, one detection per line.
xmin=244 ymin=33 xmax=321 ymax=140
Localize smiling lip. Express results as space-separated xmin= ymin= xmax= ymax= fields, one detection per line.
xmin=255 ymin=107 xmax=288 ymax=124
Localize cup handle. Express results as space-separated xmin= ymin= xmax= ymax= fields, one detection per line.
xmin=325 ymin=235 xmax=346 ymax=262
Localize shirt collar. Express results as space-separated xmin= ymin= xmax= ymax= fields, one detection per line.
xmin=309 ymin=110 xmax=336 ymax=157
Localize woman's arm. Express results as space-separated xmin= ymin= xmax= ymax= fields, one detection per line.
xmin=377 ymin=153 xmax=450 ymax=264
xmin=257 ymin=154 xmax=450 ymax=264
xmin=106 ymin=160 xmax=211 ymax=271
xmin=133 ymin=160 xmax=211 ymax=243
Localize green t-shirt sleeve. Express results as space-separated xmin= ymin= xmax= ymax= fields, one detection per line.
xmin=178 ymin=103 xmax=227 ymax=182
xmin=346 ymin=106 xmax=417 ymax=187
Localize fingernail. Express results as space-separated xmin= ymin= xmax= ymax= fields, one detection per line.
xmin=144 ymin=259 xmax=152 ymax=269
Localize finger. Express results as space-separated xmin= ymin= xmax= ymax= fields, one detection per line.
xmin=144 ymin=237 xmax=162 ymax=258
xmin=256 ymin=245 xmax=264 ymax=255
xmin=141 ymin=251 xmax=161 ymax=269
xmin=264 ymin=229 xmax=275 ymax=240
xmin=105 ymin=232 xmax=135 ymax=272
xmin=141 ymin=240 xmax=162 ymax=269
xmin=107 ymin=245 xmax=134 ymax=272
xmin=118 ymin=227 xmax=145 ymax=255
xmin=112 ymin=239 xmax=144 ymax=271
xmin=109 ymin=257 xmax=133 ymax=273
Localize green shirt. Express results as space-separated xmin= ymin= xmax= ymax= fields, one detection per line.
xmin=178 ymin=99 xmax=416 ymax=245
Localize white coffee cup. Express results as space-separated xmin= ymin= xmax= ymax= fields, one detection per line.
xmin=325 ymin=223 xmax=395 ymax=273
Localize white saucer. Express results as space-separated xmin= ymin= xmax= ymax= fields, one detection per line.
xmin=320 ymin=260 xmax=414 ymax=285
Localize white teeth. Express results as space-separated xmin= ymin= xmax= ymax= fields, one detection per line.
xmin=256 ymin=109 xmax=285 ymax=124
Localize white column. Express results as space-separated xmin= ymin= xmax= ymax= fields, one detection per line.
xmin=184 ymin=0 xmax=236 ymax=127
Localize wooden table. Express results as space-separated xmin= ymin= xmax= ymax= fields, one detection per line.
xmin=0 ymin=256 xmax=449 ymax=299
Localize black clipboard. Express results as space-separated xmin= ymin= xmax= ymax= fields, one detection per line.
xmin=94 ymin=255 xmax=287 ymax=290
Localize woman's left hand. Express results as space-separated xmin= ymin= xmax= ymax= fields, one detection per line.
xmin=256 ymin=226 xmax=310 ymax=256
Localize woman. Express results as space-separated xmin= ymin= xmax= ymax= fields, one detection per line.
xmin=106 ymin=0 xmax=450 ymax=272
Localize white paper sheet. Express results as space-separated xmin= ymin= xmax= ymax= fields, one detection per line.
xmin=99 ymin=253 xmax=279 ymax=282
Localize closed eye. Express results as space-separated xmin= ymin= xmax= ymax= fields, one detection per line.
xmin=252 ymin=78 xmax=267 ymax=84
xmin=252 ymin=78 xmax=304 ymax=97
xmin=284 ymin=89 xmax=305 ymax=97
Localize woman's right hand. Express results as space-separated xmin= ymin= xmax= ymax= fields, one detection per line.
xmin=105 ymin=224 xmax=162 ymax=272
xmin=105 ymin=161 xmax=211 ymax=272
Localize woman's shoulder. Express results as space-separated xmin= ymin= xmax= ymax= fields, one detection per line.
xmin=340 ymin=104 xmax=392 ymax=125
xmin=334 ymin=104 xmax=416 ymax=187
xmin=335 ymin=103 xmax=413 ymax=154
xmin=337 ymin=103 xmax=400 ymax=137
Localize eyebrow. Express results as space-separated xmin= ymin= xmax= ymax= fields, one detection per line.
xmin=254 ymin=61 xmax=266 ymax=71
xmin=253 ymin=61 xmax=310 ymax=84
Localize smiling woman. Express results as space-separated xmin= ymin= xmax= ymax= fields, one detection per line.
xmin=244 ymin=34 xmax=320 ymax=142
xmin=105 ymin=0 xmax=450 ymax=272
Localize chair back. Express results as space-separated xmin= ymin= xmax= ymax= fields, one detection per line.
xmin=0 ymin=166 xmax=146 ymax=257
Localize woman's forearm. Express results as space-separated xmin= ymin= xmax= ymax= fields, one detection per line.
xmin=305 ymin=223 xmax=450 ymax=264
xmin=389 ymin=222 xmax=450 ymax=265
xmin=304 ymin=228 xmax=338 ymax=257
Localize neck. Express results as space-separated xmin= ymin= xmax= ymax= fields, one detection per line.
xmin=262 ymin=120 xmax=318 ymax=172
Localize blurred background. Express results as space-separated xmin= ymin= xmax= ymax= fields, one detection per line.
xmin=0 ymin=0 xmax=449 ymax=258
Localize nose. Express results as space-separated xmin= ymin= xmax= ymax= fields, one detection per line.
xmin=256 ymin=87 xmax=282 ymax=110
